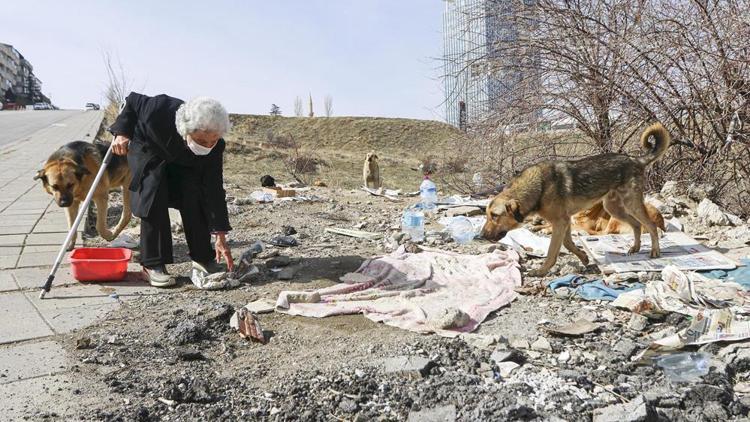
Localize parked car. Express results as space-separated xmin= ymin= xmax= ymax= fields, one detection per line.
xmin=85 ymin=103 xmax=100 ymax=111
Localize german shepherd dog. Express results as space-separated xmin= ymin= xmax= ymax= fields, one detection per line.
xmin=34 ymin=141 xmax=132 ymax=249
xmin=363 ymin=151 xmax=382 ymax=189
xmin=481 ymin=123 xmax=670 ymax=276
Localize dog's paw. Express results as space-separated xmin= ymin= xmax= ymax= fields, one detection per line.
xmin=627 ymin=245 xmax=640 ymax=255
xmin=100 ymin=231 xmax=116 ymax=242
xmin=650 ymin=249 xmax=661 ymax=259
xmin=527 ymin=269 xmax=548 ymax=278
xmin=578 ymin=254 xmax=590 ymax=266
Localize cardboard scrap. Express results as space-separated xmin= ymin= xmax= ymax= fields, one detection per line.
xmin=230 ymin=308 xmax=267 ymax=343
xmin=324 ymin=227 xmax=383 ymax=240
xmin=544 ymin=318 xmax=601 ymax=336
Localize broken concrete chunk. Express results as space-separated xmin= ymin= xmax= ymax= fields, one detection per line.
xmin=407 ymin=405 xmax=457 ymax=422
xmin=545 ymin=318 xmax=600 ymax=336
xmin=509 ymin=337 xmax=530 ymax=350
xmin=383 ymin=356 xmax=434 ymax=378
xmin=697 ymin=199 xmax=731 ymax=226
xmin=496 ymin=361 xmax=520 ymax=378
xmin=593 ymin=395 xmax=654 ymax=422
xmin=531 ymin=337 xmax=552 ymax=352
xmin=628 ymin=314 xmax=649 ymax=331
xmin=243 ymin=298 xmax=276 ymax=314
xmin=431 ymin=307 xmax=470 ymax=330
xmin=613 ymin=339 xmax=638 ymax=359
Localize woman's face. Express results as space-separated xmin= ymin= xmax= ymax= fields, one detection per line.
xmin=189 ymin=130 xmax=221 ymax=148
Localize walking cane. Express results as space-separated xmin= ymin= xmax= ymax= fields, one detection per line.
xmin=38 ymin=137 xmax=117 ymax=299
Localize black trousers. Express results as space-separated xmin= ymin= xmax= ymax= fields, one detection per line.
xmin=139 ymin=163 xmax=214 ymax=267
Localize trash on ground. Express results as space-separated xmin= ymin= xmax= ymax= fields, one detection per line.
xmin=324 ymin=227 xmax=382 ymax=240
xmin=547 ymin=275 xmax=643 ymax=301
xmin=267 ymin=235 xmax=299 ymax=247
xmin=264 ymin=186 xmax=297 ymax=198
xmin=445 ymin=206 xmax=484 ymax=217
xmin=361 ymin=186 xmax=401 ymax=201
xmin=109 ymin=233 xmax=138 ymax=248
xmin=580 ymin=232 xmax=737 ymax=273
xmin=702 ymin=258 xmax=750 ymax=290
xmin=500 ymin=228 xmax=568 ymax=258
xmin=544 ymin=318 xmax=601 ymax=336
xmin=446 ymin=216 xmax=475 ymax=244
xmin=612 ymin=266 xmax=750 ymax=318
xmin=653 ymin=352 xmax=709 ymax=383
xmin=229 ymin=308 xmax=267 ymax=343
xmin=435 ymin=195 xmax=490 ymax=209
xmin=260 ymin=174 xmax=276 ymax=187
xmin=638 ymin=308 xmax=750 ymax=358
xmin=402 ymin=206 xmax=425 ymax=242
xmin=275 ymin=246 xmax=521 ymax=336
xmin=243 ymin=298 xmax=277 ymax=314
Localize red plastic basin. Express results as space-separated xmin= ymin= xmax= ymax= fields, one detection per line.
xmin=69 ymin=248 xmax=132 ymax=282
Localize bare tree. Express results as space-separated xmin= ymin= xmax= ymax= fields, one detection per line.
xmin=308 ymin=93 xmax=314 ymax=117
xmin=294 ymin=96 xmax=303 ymax=117
xmin=101 ymin=51 xmax=131 ymax=128
xmin=324 ymin=95 xmax=333 ymax=117
xmin=442 ymin=0 xmax=750 ymax=215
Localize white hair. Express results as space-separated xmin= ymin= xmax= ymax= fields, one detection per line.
xmin=175 ymin=96 xmax=231 ymax=137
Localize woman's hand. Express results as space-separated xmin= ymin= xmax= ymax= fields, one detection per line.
xmin=112 ymin=135 xmax=130 ymax=156
xmin=214 ymin=233 xmax=234 ymax=272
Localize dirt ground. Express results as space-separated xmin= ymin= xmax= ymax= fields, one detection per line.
xmin=39 ymin=136 xmax=750 ymax=421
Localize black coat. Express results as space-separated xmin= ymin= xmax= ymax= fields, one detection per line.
xmin=109 ymin=92 xmax=231 ymax=232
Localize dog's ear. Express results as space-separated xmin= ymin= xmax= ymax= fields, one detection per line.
xmin=372 ymin=153 xmax=378 ymax=160
xmin=505 ymin=200 xmax=524 ymax=222
xmin=33 ymin=169 xmax=46 ymax=183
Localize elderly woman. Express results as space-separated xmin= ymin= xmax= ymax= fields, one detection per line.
xmin=109 ymin=92 xmax=234 ymax=287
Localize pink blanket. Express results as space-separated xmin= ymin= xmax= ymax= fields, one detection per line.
xmin=275 ymin=246 xmax=521 ymax=336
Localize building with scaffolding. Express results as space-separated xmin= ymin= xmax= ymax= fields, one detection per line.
xmin=442 ymin=0 xmax=532 ymax=130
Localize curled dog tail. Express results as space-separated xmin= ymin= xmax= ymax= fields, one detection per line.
xmin=638 ymin=122 xmax=671 ymax=166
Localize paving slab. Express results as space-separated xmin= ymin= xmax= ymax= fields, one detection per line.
xmin=0 ymin=340 xmax=67 ymax=383
xmin=26 ymin=232 xmax=77 ymax=246
xmin=0 ymin=272 xmax=18 ymax=292
xmin=0 ymin=293 xmax=54 ymax=343
xmin=0 ymin=234 xmax=25 ymax=246
xmin=0 ymin=255 xmax=18 ymax=269
xmin=0 ymin=226 xmax=34 ymax=235
xmin=16 ymin=251 xmax=68 ymax=269
xmin=11 ymin=267 xmax=76 ymax=290
xmin=0 ymin=246 xmax=21 ymax=256
xmin=25 ymin=284 xmax=121 ymax=333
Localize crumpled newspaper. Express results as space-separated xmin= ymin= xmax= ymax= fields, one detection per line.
xmin=190 ymin=243 xmax=262 ymax=290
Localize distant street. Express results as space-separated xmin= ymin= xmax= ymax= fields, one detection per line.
xmin=0 ymin=110 xmax=86 ymax=148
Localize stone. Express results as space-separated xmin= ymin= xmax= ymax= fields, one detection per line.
xmin=491 ymin=349 xmax=523 ymax=364
xmin=726 ymin=213 xmax=744 ymax=226
xmin=601 ymin=309 xmax=616 ymax=322
xmin=496 ymin=361 xmax=520 ymax=378
xmin=277 ymin=266 xmax=298 ymax=280
xmin=243 ymin=299 xmax=276 ymax=314
xmin=459 ymin=333 xmax=496 ymax=349
xmin=558 ymin=351 xmax=571 ymax=363
xmin=613 ymin=339 xmax=638 ymax=359
xmin=265 ymin=255 xmax=291 ymax=267
xmin=383 ymin=356 xmax=434 ymax=378
xmin=726 ymin=226 xmax=750 ymax=245
xmin=687 ymin=184 xmax=713 ymax=202
xmin=628 ymin=314 xmax=649 ymax=332
xmin=531 ymin=337 xmax=552 ymax=352
xmin=509 ymin=337 xmax=530 ymax=350
xmin=593 ymin=395 xmax=653 ymax=422
xmin=176 ymin=348 xmax=205 ymax=361
xmin=338 ymin=398 xmax=359 ymax=413
xmin=697 ymin=199 xmax=731 ymax=226
xmin=660 ymin=181 xmax=680 ymax=198
xmin=407 ymin=405 xmax=456 ymax=422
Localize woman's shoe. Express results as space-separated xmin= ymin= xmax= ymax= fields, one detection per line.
xmin=192 ymin=260 xmax=226 ymax=274
xmin=143 ymin=265 xmax=177 ymax=288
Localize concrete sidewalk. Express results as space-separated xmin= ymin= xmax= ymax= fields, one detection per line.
xmin=0 ymin=111 xmax=161 ymax=420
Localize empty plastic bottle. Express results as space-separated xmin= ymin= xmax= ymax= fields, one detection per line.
xmin=449 ymin=216 xmax=475 ymax=244
xmin=419 ymin=177 xmax=438 ymax=214
xmin=654 ymin=352 xmax=709 ymax=383
xmin=401 ymin=206 xmax=425 ymax=242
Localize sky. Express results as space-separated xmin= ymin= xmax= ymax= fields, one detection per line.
xmin=3 ymin=1 xmax=446 ymax=121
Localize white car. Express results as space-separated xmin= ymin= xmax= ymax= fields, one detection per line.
xmin=85 ymin=103 xmax=100 ymax=111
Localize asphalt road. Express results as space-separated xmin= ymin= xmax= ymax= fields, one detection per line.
xmin=0 ymin=110 xmax=86 ymax=148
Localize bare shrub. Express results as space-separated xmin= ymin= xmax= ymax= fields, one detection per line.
xmin=294 ymin=96 xmax=303 ymax=117
xmin=324 ymin=95 xmax=333 ymax=117
xmin=269 ymin=133 xmax=324 ymax=185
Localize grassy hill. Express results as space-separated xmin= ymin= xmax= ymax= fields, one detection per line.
xmin=223 ymin=114 xmax=466 ymax=191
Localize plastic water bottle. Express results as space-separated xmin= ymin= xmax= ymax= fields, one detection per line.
xmin=449 ymin=216 xmax=475 ymax=244
xmin=654 ymin=352 xmax=709 ymax=383
xmin=419 ymin=177 xmax=438 ymax=214
xmin=401 ymin=206 xmax=425 ymax=242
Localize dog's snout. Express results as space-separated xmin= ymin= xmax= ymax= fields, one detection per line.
xmin=58 ymin=197 xmax=72 ymax=207
xmin=498 ymin=231 xmax=508 ymax=239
